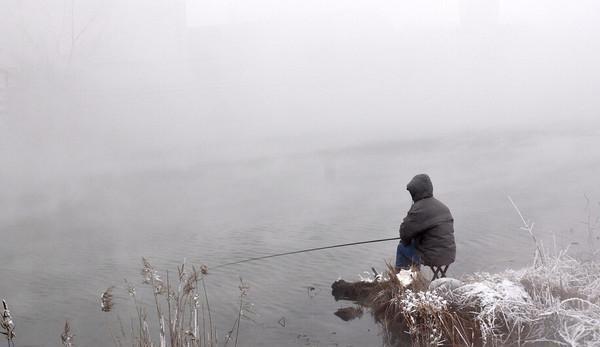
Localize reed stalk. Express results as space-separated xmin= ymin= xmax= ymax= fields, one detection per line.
xmin=66 ymin=259 xmax=246 ymax=347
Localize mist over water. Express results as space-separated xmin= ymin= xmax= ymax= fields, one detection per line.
xmin=1 ymin=0 xmax=600 ymax=346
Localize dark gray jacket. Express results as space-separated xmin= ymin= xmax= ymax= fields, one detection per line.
xmin=399 ymin=174 xmax=456 ymax=266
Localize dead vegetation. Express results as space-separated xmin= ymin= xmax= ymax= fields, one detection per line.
xmin=1 ymin=299 xmax=15 ymax=347
xmin=332 ymin=253 xmax=600 ymax=346
xmin=60 ymin=320 xmax=74 ymax=347
xmin=330 ymin=197 xmax=600 ymax=346
xmin=57 ymin=258 xmax=251 ymax=347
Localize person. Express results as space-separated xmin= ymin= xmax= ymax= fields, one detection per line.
xmin=396 ymin=174 xmax=456 ymax=271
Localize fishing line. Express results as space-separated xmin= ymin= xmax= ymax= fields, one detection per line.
xmin=211 ymin=236 xmax=400 ymax=270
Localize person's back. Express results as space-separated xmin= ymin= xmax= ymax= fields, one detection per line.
xmin=396 ymin=174 xmax=456 ymax=269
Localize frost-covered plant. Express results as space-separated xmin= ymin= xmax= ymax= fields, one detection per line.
xmin=1 ymin=299 xmax=15 ymax=346
xmin=60 ymin=320 xmax=74 ymax=347
xmin=397 ymin=290 xmax=448 ymax=345
xmin=70 ymin=258 xmax=252 ymax=347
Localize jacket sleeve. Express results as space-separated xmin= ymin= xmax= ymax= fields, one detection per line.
xmin=399 ymin=204 xmax=427 ymax=244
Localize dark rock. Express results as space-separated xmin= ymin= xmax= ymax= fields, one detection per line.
xmin=334 ymin=306 xmax=363 ymax=321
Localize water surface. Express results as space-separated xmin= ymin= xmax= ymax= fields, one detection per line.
xmin=1 ymin=128 xmax=599 ymax=346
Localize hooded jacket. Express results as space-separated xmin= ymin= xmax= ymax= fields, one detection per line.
xmin=399 ymin=174 xmax=456 ymax=266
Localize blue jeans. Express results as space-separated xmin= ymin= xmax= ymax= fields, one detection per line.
xmin=395 ymin=241 xmax=421 ymax=269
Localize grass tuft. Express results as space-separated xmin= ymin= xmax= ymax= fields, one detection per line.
xmin=1 ymin=299 xmax=16 ymax=345
xmin=101 ymin=286 xmax=115 ymax=312
xmin=60 ymin=320 xmax=74 ymax=347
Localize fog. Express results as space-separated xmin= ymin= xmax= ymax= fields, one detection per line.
xmin=2 ymin=2 xmax=600 ymax=345
xmin=2 ymin=0 xmax=600 ymax=175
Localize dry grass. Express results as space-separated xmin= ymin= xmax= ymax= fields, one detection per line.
xmin=89 ymin=258 xmax=250 ymax=347
xmin=334 ymin=254 xmax=600 ymax=346
xmin=1 ymin=299 xmax=16 ymax=346
xmin=360 ymin=265 xmax=482 ymax=346
xmin=101 ymin=286 xmax=115 ymax=312
xmin=331 ymin=198 xmax=600 ymax=346
xmin=61 ymin=320 xmax=74 ymax=347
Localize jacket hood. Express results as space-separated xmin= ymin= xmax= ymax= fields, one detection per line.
xmin=407 ymin=174 xmax=434 ymax=202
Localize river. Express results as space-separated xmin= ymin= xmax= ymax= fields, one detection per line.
xmin=1 ymin=126 xmax=599 ymax=346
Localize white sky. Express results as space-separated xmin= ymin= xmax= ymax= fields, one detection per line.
xmin=186 ymin=0 xmax=461 ymax=27
xmin=183 ymin=0 xmax=600 ymax=140
xmin=2 ymin=0 xmax=600 ymax=163
xmin=186 ymin=0 xmax=600 ymax=28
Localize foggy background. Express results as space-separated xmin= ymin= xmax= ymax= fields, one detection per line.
xmin=2 ymin=0 xmax=599 ymax=178
xmin=1 ymin=0 xmax=600 ymax=346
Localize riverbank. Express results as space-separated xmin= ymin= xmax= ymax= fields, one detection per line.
xmin=331 ymin=251 xmax=600 ymax=346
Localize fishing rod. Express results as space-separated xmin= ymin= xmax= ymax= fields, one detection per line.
xmin=211 ymin=236 xmax=400 ymax=270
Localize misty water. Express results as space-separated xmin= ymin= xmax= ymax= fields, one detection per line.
xmin=1 ymin=126 xmax=599 ymax=346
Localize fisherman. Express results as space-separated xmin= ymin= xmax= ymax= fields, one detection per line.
xmin=396 ymin=174 xmax=456 ymax=271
